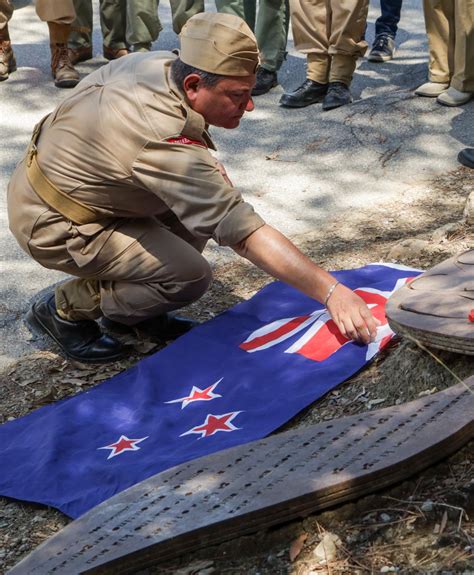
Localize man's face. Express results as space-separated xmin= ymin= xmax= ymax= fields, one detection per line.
xmin=184 ymin=74 xmax=256 ymax=129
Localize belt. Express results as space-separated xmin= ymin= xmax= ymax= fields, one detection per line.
xmin=25 ymin=114 xmax=98 ymax=225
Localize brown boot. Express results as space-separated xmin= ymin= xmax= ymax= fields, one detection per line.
xmin=0 ymin=25 xmax=16 ymax=82
xmin=0 ymin=39 xmax=16 ymax=81
xmin=103 ymin=45 xmax=130 ymax=60
xmin=48 ymin=22 xmax=80 ymax=88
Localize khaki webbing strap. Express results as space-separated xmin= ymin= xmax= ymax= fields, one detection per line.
xmin=25 ymin=115 xmax=98 ymax=225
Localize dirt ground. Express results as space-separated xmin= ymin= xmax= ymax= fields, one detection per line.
xmin=0 ymin=167 xmax=473 ymax=574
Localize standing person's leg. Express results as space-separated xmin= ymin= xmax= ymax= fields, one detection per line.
xmin=68 ymin=0 xmax=93 ymax=64
xmin=215 ymin=0 xmax=246 ymax=20
xmin=252 ymin=0 xmax=289 ymax=95
xmin=36 ymin=0 xmax=80 ymax=88
xmin=100 ymin=0 xmax=130 ymax=59
xmin=170 ymin=0 xmax=204 ymax=34
xmin=125 ymin=0 xmax=161 ymax=52
xmin=323 ymin=0 xmax=368 ymax=110
xmin=437 ymin=0 xmax=473 ymax=105
xmin=415 ymin=0 xmax=452 ymax=96
xmin=279 ymin=0 xmax=330 ymax=107
xmin=368 ymin=0 xmax=402 ymax=62
xmin=0 ymin=0 xmax=16 ymax=81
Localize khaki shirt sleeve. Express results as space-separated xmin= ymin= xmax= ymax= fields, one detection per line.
xmin=132 ymin=141 xmax=265 ymax=246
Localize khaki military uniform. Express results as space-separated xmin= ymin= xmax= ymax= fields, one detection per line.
xmin=0 ymin=0 xmax=75 ymax=31
xmin=290 ymin=0 xmax=369 ymax=85
xmin=8 ymin=53 xmax=264 ymax=325
xmin=423 ymin=0 xmax=474 ymax=92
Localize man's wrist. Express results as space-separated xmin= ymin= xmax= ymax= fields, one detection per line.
xmin=324 ymin=281 xmax=340 ymax=307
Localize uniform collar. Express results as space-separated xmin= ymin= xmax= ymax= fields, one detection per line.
xmin=167 ymin=62 xmax=217 ymax=151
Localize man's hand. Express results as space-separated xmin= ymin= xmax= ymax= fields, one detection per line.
xmin=325 ymin=283 xmax=381 ymax=344
xmin=232 ymin=224 xmax=381 ymax=345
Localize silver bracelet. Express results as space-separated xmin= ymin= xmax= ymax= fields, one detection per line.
xmin=324 ymin=281 xmax=340 ymax=307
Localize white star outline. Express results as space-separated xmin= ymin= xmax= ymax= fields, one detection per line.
xmin=164 ymin=377 xmax=223 ymax=409
xmin=179 ymin=411 xmax=242 ymax=439
xmin=98 ymin=434 xmax=149 ymax=460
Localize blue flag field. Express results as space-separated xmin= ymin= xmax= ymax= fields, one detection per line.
xmin=0 ymin=263 xmax=418 ymax=518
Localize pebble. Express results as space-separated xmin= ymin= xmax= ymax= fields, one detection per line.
xmin=380 ymin=513 xmax=392 ymax=523
xmin=421 ymin=501 xmax=434 ymax=512
xmin=313 ymin=532 xmax=341 ymax=562
xmin=380 ymin=567 xmax=397 ymax=573
xmin=462 ymin=191 xmax=474 ymax=224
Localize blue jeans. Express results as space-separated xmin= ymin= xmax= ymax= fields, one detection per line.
xmin=375 ymin=0 xmax=402 ymax=38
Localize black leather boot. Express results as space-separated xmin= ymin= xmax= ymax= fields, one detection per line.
xmin=102 ymin=314 xmax=199 ymax=342
xmin=252 ymin=68 xmax=278 ymax=96
xmin=27 ymin=295 xmax=128 ymax=363
xmin=279 ymin=79 xmax=328 ymax=108
xmin=322 ymin=82 xmax=353 ymax=111
xmin=458 ymin=148 xmax=474 ymax=169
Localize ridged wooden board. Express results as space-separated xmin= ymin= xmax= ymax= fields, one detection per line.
xmin=9 ymin=378 xmax=474 ymax=575
xmin=386 ymin=249 xmax=474 ymax=355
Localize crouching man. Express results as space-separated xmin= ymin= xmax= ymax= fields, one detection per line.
xmin=8 ymin=13 xmax=379 ymax=363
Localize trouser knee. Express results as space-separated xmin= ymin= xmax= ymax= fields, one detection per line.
xmin=165 ymin=258 xmax=213 ymax=306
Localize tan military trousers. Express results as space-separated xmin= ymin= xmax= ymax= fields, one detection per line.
xmin=423 ymin=0 xmax=474 ymax=92
xmin=0 ymin=0 xmax=74 ymax=34
xmin=290 ymin=0 xmax=369 ymax=85
xmin=52 ymin=220 xmax=211 ymax=325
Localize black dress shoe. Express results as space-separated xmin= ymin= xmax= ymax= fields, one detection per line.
xmin=279 ymin=79 xmax=328 ymax=108
xmin=458 ymin=148 xmax=474 ymax=169
xmin=102 ymin=314 xmax=199 ymax=342
xmin=27 ymin=295 xmax=128 ymax=363
xmin=322 ymin=82 xmax=353 ymax=111
xmin=252 ymin=68 xmax=278 ymax=96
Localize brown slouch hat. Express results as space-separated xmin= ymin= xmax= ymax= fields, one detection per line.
xmin=179 ymin=13 xmax=259 ymax=76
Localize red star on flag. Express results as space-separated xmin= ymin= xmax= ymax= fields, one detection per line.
xmin=98 ymin=435 xmax=149 ymax=460
xmin=165 ymin=378 xmax=223 ymax=409
xmin=180 ymin=411 xmax=242 ymax=439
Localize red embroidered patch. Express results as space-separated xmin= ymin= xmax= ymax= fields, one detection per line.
xmin=166 ymin=136 xmax=207 ymax=148
xmin=469 ymin=309 xmax=474 ymax=323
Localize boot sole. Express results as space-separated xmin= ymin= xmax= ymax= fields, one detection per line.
xmin=54 ymin=78 xmax=80 ymax=89
xmin=26 ymin=304 xmax=128 ymax=364
xmin=322 ymin=98 xmax=353 ymax=111
xmin=367 ymin=54 xmax=393 ymax=62
xmin=279 ymin=95 xmax=326 ymax=108
xmin=252 ymin=81 xmax=278 ymax=96
xmin=458 ymin=150 xmax=474 ymax=169
xmin=0 ymin=62 xmax=17 ymax=81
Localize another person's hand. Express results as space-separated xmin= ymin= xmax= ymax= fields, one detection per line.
xmin=326 ymin=283 xmax=380 ymax=344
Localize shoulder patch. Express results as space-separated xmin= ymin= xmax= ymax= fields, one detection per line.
xmin=166 ymin=136 xmax=207 ymax=148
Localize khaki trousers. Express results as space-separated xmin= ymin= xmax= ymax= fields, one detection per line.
xmin=0 ymin=0 xmax=74 ymax=35
xmin=53 ymin=217 xmax=212 ymax=325
xmin=290 ymin=0 xmax=369 ymax=85
xmin=423 ymin=0 xmax=474 ymax=92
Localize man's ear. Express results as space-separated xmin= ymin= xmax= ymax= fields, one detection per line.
xmin=183 ymin=73 xmax=203 ymax=104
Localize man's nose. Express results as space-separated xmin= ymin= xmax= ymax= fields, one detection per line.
xmin=245 ymin=97 xmax=255 ymax=112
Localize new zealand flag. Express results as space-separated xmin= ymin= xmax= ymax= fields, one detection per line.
xmin=0 ymin=263 xmax=419 ymax=518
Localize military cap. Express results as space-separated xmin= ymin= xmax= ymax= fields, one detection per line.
xmin=179 ymin=13 xmax=259 ymax=77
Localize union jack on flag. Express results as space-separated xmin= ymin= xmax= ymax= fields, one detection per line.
xmin=0 ymin=263 xmax=419 ymax=518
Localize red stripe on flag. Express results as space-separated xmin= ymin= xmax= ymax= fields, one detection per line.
xmin=240 ymin=315 xmax=311 ymax=352
xmin=296 ymin=319 xmax=349 ymax=362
